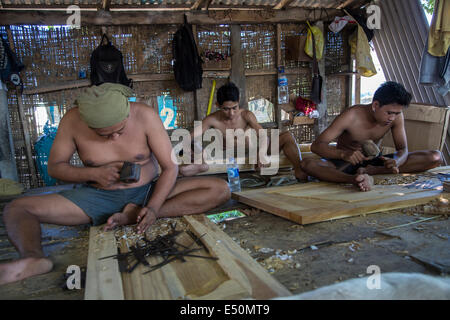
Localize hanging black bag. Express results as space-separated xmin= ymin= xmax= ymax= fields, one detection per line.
xmin=172 ymin=15 xmax=203 ymax=91
xmin=90 ymin=34 xmax=132 ymax=87
xmin=309 ymin=25 xmax=323 ymax=104
xmin=0 ymin=34 xmax=24 ymax=88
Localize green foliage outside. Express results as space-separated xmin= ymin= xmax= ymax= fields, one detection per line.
xmin=422 ymin=0 xmax=435 ymax=15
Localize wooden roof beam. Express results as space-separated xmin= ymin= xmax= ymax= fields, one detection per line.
xmin=101 ymin=0 xmax=111 ymax=11
xmin=191 ymin=0 xmax=212 ymax=10
xmin=273 ymin=0 xmax=294 ymax=10
xmin=0 ymin=8 xmax=344 ymax=25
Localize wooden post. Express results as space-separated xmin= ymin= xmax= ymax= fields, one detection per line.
xmin=347 ymin=57 xmax=355 ymax=108
xmin=7 ymin=27 xmax=38 ymax=188
xmin=0 ymin=82 xmax=18 ymax=181
xmin=230 ymin=25 xmax=247 ymax=109
xmin=314 ymin=21 xmax=328 ymax=137
xmin=275 ymin=24 xmax=283 ymax=131
xmin=355 ymin=74 xmax=361 ymax=105
xmin=192 ymin=24 xmax=201 ymax=121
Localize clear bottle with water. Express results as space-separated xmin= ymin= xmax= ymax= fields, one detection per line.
xmin=227 ymin=157 xmax=241 ymax=192
xmin=278 ymin=68 xmax=289 ymax=104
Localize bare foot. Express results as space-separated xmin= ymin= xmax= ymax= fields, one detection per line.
xmin=104 ymin=203 xmax=141 ymax=231
xmin=0 ymin=257 xmax=53 ymax=285
xmin=295 ymin=167 xmax=309 ymax=182
xmin=353 ymin=173 xmax=374 ymax=192
xmin=179 ymin=164 xmax=209 ymax=177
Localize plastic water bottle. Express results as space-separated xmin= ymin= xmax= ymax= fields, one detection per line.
xmin=278 ymin=67 xmax=289 ymax=104
xmin=227 ymin=157 xmax=241 ymax=192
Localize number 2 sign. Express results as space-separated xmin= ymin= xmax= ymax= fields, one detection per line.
xmin=157 ymin=95 xmax=177 ymax=129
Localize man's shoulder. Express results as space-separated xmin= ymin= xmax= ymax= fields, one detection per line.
xmin=241 ymin=109 xmax=256 ymax=119
xmin=61 ymin=107 xmax=81 ymax=124
xmin=131 ymin=102 xmax=157 ymax=119
xmin=204 ymin=111 xmax=222 ymax=123
xmin=337 ymin=104 xmax=368 ymax=119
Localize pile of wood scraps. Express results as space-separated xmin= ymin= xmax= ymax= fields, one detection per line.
xmin=85 ymin=215 xmax=291 ymax=300
xmin=101 ymin=222 xmax=217 ymax=274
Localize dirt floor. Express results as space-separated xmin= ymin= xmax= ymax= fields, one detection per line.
xmin=0 ymin=172 xmax=449 ymax=300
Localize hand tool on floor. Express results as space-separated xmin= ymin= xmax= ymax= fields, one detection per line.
xmin=120 ymin=162 xmax=141 ymax=183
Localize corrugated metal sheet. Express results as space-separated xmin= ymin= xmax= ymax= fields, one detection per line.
xmin=372 ymin=0 xmax=449 ymax=107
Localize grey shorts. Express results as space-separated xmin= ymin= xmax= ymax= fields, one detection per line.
xmin=58 ymin=181 xmax=155 ymax=226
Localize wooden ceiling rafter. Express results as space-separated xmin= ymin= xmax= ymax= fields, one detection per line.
xmin=190 ymin=0 xmax=212 ymax=10
xmin=0 ymin=7 xmax=347 ymax=25
xmin=273 ymin=0 xmax=294 ymax=10
xmin=101 ymin=0 xmax=111 ymax=11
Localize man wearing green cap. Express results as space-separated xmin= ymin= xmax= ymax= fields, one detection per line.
xmin=0 ymin=83 xmax=231 ymax=285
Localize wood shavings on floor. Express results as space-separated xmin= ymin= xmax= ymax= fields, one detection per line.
xmin=113 ymin=217 xmax=189 ymax=248
xmin=375 ymin=175 xmax=419 ymax=185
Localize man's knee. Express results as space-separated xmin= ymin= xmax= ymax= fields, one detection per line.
xmin=301 ymin=158 xmax=317 ymax=172
xmin=4 ymin=198 xmax=40 ymax=220
xmin=429 ymin=150 xmax=443 ymax=166
xmin=209 ymin=178 xmax=231 ymax=203
xmin=280 ymin=131 xmax=295 ymax=144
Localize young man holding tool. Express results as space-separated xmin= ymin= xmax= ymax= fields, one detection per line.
xmin=0 ymin=83 xmax=230 ymax=285
xmin=179 ymin=82 xmax=308 ymax=181
xmin=301 ymin=81 xmax=443 ymax=192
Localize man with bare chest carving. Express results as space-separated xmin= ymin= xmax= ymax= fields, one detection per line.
xmin=301 ymin=81 xmax=443 ymax=191
xmin=180 ymin=82 xmax=308 ymax=181
xmin=0 ymin=83 xmax=230 ymax=285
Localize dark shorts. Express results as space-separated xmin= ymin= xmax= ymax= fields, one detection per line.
xmin=324 ymin=153 xmax=394 ymax=175
xmin=58 ymin=181 xmax=155 ymax=226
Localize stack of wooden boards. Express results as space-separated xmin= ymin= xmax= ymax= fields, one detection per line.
xmin=232 ymin=166 xmax=450 ymax=225
xmin=85 ymin=215 xmax=291 ymax=300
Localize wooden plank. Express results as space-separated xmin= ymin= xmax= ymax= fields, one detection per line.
xmin=84 ymin=226 xmax=124 ymax=300
xmin=196 ymin=151 xmax=320 ymax=175
xmin=184 ymin=215 xmax=292 ymax=299
xmin=118 ymin=231 xmax=249 ymax=300
xmin=276 ymin=23 xmax=282 ymax=130
xmin=314 ymin=21 xmax=328 ymax=136
xmin=382 ymin=105 xmax=450 ymax=152
xmin=0 ymin=8 xmax=344 ymax=26
xmin=113 ymin=216 xmax=289 ymax=299
xmin=403 ymin=103 xmax=449 ymax=123
xmin=233 ymin=168 xmax=449 ymax=225
xmin=7 ymin=27 xmax=38 ymax=188
xmin=273 ymin=0 xmax=294 ymax=10
xmin=231 ymin=24 xmax=247 ymax=109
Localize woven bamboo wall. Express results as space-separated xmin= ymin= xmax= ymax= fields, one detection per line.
xmin=3 ymin=22 xmax=349 ymax=188
xmin=241 ymin=24 xmax=276 ymax=71
xmin=195 ymin=24 xmax=231 ymax=118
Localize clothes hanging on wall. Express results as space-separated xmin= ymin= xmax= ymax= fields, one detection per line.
xmin=427 ymin=0 xmax=450 ymax=57
xmin=419 ymin=0 xmax=450 ymax=96
xmin=349 ymin=25 xmax=377 ymax=77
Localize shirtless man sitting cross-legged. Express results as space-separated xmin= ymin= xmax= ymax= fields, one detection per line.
xmin=179 ymin=82 xmax=308 ymax=181
xmin=0 ymin=83 xmax=230 ymax=285
xmin=301 ymin=81 xmax=443 ymax=191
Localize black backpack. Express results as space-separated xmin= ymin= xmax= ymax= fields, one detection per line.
xmin=90 ymin=34 xmax=132 ymax=87
xmin=172 ymin=18 xmax=203 ymax=91
xmin=0 ymin=34 xmax=24 ymax=88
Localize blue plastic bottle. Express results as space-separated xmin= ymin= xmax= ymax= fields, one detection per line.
xmin=227 ymin=157 xmax=241 ymax=192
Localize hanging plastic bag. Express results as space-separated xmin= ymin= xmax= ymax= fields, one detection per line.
xmin=304 ymin=21 xmax=324 ymax=60
xmin=349 ymin=25 xmax=377 ymax=77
